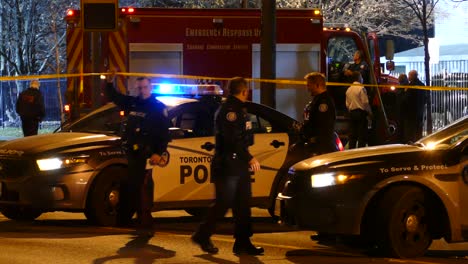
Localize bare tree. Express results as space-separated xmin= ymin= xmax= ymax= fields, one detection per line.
xmin=0 ymin=0 xmax=70 ymax=125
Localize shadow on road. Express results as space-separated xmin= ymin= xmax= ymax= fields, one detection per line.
xmin=195 ymin=253 xmax=264 ymax=264
xmin=93 ymin=233 xmax=176 ymax=264
xmin=0 ymin=215 xmax=293 ymax=239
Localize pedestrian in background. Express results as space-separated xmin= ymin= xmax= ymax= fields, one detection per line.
xmin=396 ymin=73 xmax=409 ymax=143
xmin=192 ymin=77 xmax=263 ymax=255
xmin=16 ymin=79 xmax=45 ymax=136
xmin=402 ymin=70 xmax=427 ymax=142
xmin=346 ymin=71 xmax=372 ymax=148
xmin=105 ymin=74 xmax=171 ymax=233
xmin=300 ymin=72 xmax=337 ymax=154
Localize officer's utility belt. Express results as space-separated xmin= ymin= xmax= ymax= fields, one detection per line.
xmin=217 ymin=152 xmax=239 ymax=160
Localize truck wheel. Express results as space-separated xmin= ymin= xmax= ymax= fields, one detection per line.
xmin=185 ymin=208 xmax=208 ymax=218
xmin=85 ymin=167 xmax=128 ymax=226
xmin=376 ymin=186 xmax=432 ymax=258
xmin=0 ymin=207 xmax=42 ymax=221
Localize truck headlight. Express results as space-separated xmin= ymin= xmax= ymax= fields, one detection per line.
xmin=310 ymin=173 xmax=357 ymax=188
xmin=37 ymin=156 xmax=89 ymax=171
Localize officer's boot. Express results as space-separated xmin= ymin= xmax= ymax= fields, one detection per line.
xmin=233 ymin=237 xmax=264 ymax=255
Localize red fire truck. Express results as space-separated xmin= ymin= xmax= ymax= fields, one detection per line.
xmin=65 ymin=7 xmax=399 ymax=144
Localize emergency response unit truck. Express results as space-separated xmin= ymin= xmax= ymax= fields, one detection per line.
xmin=64 ymin=7 xmax=399 ymax=145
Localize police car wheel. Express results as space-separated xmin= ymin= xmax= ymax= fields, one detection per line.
xmin=376 ymin=186 xmax=432 ymax=258
xmin=0 ymin=206 xmax=42 ymax=221
xmin=85 ymin=166 xmax=126 ymax=226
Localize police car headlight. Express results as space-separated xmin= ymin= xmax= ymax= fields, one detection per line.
xmin=310 ymin=173 xmax=353 ymax=188
xmin=37 ymin=156 xmax=89 ymax=171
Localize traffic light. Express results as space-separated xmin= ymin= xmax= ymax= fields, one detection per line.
xmin=81 ymin=0 xmax=118 ymax=31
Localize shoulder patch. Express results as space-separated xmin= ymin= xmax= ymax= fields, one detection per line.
xmin=226 ymin=112 xmax=237 ymax=122
xmin=319 ymin=103 xmax=328 ymax=112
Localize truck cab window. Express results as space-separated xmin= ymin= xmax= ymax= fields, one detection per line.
xmin=327 ymin=36 xmax=359 ymax=115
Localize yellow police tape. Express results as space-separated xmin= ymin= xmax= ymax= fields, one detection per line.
xmin=1 ymin=72 xmax=467 ymax=91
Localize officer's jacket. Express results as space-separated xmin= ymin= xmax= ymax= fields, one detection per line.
xmin=16 ymin=88 xmax=45 ymax=120
xmin=302 ymin=91 xmax=336 ymax=154
xmin=214 ymin=95 xmax=253 ymax=162
xmin=105 ymin=83 xmax=170 ymax=157
xmin=347 ymin=61 xmax=370 ymax=84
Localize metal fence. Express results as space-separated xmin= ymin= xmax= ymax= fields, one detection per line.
xmin=390 ymin=60 xmax=468 ymax=134
xmin=429 ymin=73 xmax=468 ymax=132
xmin=0 ymin=79 xmax=66 ymax=132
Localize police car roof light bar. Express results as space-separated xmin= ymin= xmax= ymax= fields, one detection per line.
xmin=152 ymin=83 xmax=223 ymax=96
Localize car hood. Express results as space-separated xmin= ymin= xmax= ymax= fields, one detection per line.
xmin=0 ymin=132 xmax=120 ymax=157
xmin=291 ymin=144 xmax=422 ymax=171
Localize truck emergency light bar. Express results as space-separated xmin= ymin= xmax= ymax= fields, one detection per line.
xmin=152 ymin=83 xmax=223 ymax=96
xmin=323 ymin=23 xmax=351 ymax=32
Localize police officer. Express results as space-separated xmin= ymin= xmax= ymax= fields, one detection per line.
xmin=16 ymin=79 xmax=45 ymax=136
xmin=301 ymin=72 xmax=337 ymax=154
xmin=105 ymin=75 xmax=170 ymax=231
xmin=344 ymin=50 xmax=370 ymax=84
xmin=191 ymin=77 xmax=263 ymax=255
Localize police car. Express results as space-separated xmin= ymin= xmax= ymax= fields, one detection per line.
xmin=0 ymin=84 xmax=343 ymax=226
xmin=278 ymin=116 xmax=468 ymax=258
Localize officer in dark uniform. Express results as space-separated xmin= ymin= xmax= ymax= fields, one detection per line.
xmin=192 ymin=77 xmax=263 ymax=255
xmin=301 ymin=72 xmax=337 ymax=155
xmin=105 ymin=75 xmax=171 ymax=231
xmin=344 ymin=50 xmax=370 ymax=84
xmin=16 ymin=79 xmax=45 ymax=136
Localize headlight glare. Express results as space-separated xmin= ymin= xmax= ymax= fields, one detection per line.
xmin=311 ymin=173 xmax=352 ymax=188
xmin=311 ymin=173 xmax=335 ymax=188
xmin=37 ymin=158 xmax=63 ymax=171
xmin=36 ymin=156 xmax=89 ymax=171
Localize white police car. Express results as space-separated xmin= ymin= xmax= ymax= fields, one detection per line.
xmin=278 ymin=116 xmax=468 ymax=258
xmin=0 ymin=84 xmax=342 ymax=226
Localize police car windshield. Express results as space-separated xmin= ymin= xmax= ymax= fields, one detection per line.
xmin=418 ymin=116 xmax=468 ymax=148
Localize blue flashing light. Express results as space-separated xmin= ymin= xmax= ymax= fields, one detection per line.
xmin=152 ymin=83 xmax=223 ymax=96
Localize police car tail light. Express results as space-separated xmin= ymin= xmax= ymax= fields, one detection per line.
xmin=152 ymin=83 xmax=223 ymax=96
xmin=37 ymin=155 xmax=90 ymax=171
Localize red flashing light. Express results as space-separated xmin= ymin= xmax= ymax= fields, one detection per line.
xmin=121 ymin=7 xmax=135 ymax=13
xmin=336 ymin=137 xmax=344 ymax=151
xmin=64 ymin=104 xmax=71 ymax=112
xmin=66 ymin=9 xmax=75 ymax=17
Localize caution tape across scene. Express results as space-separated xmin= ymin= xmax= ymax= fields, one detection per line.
xmin=1 ymin=72 xmax=467 ymax=91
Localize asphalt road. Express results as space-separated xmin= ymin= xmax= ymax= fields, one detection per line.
xmin=0 ymin=209 xmax=467 ymax=264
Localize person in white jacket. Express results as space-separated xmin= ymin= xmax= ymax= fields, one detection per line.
xmin=346 ymin=71 xmax=373 ymax=148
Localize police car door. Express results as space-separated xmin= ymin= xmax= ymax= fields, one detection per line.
xmin=457 ymin=136 xmax=468 ymax=230
xmin=246 ymin=104 xmax=290 ymax=201
xmin=152 ymin=102 xmax=216 ymax=204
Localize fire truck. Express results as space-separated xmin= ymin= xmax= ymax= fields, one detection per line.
xmin=64 ymin=7 xmax=399 ymax=144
